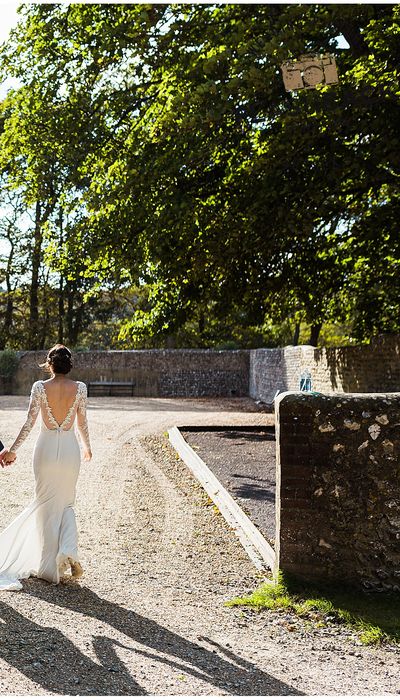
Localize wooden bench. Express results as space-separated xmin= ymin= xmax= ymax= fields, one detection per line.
xmin=87 ymin=381 xmax=136 ymax=397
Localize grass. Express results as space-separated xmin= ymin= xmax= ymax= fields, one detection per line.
xmin=225 ymin=572 xmax=400 ymax=646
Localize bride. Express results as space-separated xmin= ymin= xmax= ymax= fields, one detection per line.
xmin=0 ymin=344 xmax=92 ymax=591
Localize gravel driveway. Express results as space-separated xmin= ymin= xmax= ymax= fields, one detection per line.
xmin=0 ymin=395 xmax=398 ymax=695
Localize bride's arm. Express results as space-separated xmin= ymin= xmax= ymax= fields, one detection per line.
xmin=77 ymin=383 xmax=92 ymax=461
xmin=7 ymin=382 xmax=42 ymax=457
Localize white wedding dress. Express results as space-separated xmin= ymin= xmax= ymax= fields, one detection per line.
xmin=0 ymin=380 xmax=91 ymax=591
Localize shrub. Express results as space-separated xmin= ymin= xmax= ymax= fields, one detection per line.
xmin=0 ymin=349 xmax=19 ymax=378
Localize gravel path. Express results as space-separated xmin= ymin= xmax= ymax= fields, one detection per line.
xmin=0 ymin=395 xmax=398 ymax=695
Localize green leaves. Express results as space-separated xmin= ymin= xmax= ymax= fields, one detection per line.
xmin=0 ymin=3 xmax=398 ymax=348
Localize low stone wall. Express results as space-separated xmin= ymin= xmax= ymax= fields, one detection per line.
xmin=13 ymin=349 xmax=250 ymax=397
xmin=275 ymin=392 xmax=400 ymax=592
xmin=250 ymin=335 xmax=400 ymax=404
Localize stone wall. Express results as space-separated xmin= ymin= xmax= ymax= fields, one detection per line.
xmin=8 ymin=334 xmax=400 ymax=398
xmin=250 ymin=335 xmax=400 ymax=404
xmin=275 ymin=391 xmax=400 ymax=591
xmin=249 ymin=347 xmax=302 ymax=403
xmin=13 ymin=349 xmax=250 ymax=397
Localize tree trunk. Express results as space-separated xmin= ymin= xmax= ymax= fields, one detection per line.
xmin=58 ymin=206 xmax=64 ymax=343
xmin=28 ymin=201 xmax=43 ymax=349
xmin=65 ymin=282 xmax=86 ymax=346
xmin=66 ymin=281 xmax=75 ymax=345
xmin=58 ymin=275 xmax=64 ymax=343
xmin=292 ymin=322 xmax=300 ymax=346
xmin=39 ymin=271 xmax=51 ymax=349
xmin=69 ymin=302 xmax=85 ymax=346
xmin=0 ymin=241 xmax=15 ymax=349
xmin=2 ymin=281 xmax=14 ymax=349
xmin=198 ymin=310 xmax=205 ymax=336
xmin=309 ymin=322 xmax=322 ymax=347
xmin=333 ymin=19 xmax=368 ymax=58
xmin=40 ymin=302 xmax=50 ymax=350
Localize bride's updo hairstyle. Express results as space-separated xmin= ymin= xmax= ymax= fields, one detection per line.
xmin=40 ymin=344 xmax=73 ymax=375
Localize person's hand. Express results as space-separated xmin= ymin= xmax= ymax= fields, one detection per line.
xmin=83 ymin=449 xmax=92 ymax=462
xmin=2 ymin=451 xmax=16 ymax=467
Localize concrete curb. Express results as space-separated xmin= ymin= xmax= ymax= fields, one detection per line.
xmin=168 ymin=426 xmax=276 ymax=572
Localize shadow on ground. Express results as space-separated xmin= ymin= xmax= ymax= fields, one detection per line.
xmin=0 ymin=395 xmax=271 ymax=415
xmin=0 ymin=580 xmax=303 ymax=695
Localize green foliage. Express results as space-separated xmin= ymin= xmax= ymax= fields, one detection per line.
xmin=0 ymin=4 xmax=399 ymax=347
xmin=0 ymin=349 xmax=18 ymax=377
xmin=226 ymin=572 xmax=400 ymax=646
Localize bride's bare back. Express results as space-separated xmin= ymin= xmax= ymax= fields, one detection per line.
xmin=42 ymin=377 xmax=80 ymax=429
xmin=8 ymin=378 xmax=91 ymax=455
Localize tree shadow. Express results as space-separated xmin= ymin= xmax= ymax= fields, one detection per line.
xmin=0 ymin=597 xmax=144 ymax=695
xmin=19 ymin=579 xmax=303 ymax=696
xmin=232 ymin=484 xmax=275 ymax=502
xmin=0 ymin=395 xmax=267 ymax=414
xmin=218 ymin=430 xmax=275 ymax=442
xmin=183 ymin=428 xmax=275 ymax=441
xmin=232 ymin=473 xmax=270 ymax=481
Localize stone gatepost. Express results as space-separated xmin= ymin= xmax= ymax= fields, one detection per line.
xmin=275 ymin=392 xmax=400 ymax=591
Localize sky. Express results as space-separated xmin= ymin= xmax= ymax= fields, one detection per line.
xmin=0 ymin=2 xmax=19 ymax=44
xmin=0 ymin=1 xmax=21 ymax=98
xmin=0 ymin=3 xmax=20 ymax=260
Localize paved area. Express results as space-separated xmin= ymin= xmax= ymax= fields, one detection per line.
xmin=181 ymin=427 xmax=276 ymax=543
xmin=0 ymin=395 xmax=398 ymax=695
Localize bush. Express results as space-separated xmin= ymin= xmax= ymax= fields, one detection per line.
xmin=0 ymin=349 xmax=19 ymax=378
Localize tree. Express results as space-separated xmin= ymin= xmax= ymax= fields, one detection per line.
xmin=0 ymin=187 xmax=28 ymax=348
xmin=0 ymin=3 xmax=398 ymax=349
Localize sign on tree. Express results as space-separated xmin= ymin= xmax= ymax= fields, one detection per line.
xmin=281 ymin=54 xmax=339 ymax=91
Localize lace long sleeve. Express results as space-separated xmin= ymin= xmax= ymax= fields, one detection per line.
xmin=9 ymin=381 xmax=42 ymax=453
xmin=77 ymin=382 xmax=91 ymax=452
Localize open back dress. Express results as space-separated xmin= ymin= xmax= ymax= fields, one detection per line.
xmin=0 ymin=380 xmax=91 ymax=591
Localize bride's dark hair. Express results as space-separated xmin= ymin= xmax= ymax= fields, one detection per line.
xmin=40 ymin=344 xmax=73 ymax=375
